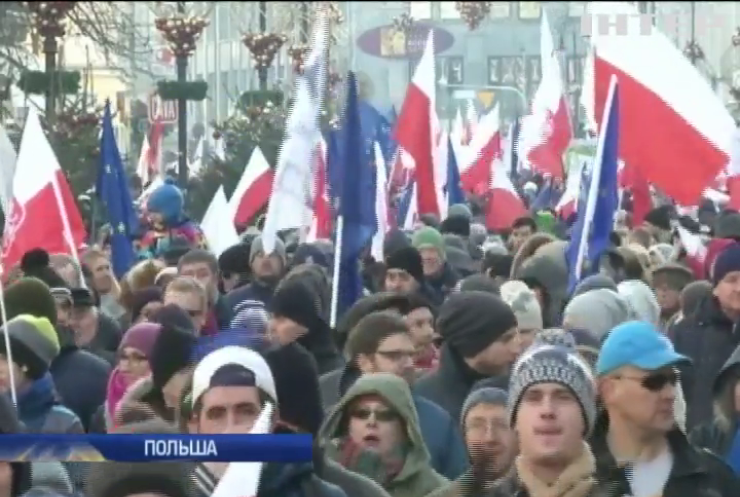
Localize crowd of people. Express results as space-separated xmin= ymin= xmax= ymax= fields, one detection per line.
xmin=1 ymin=178 xmax=740 ymax=497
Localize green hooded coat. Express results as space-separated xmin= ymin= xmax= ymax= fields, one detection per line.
xmin=319 ymin=373 xmax=448 ymax=497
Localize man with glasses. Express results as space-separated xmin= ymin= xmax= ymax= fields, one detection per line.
xmin=341 ymin=311 xmax=468 ymax=480
xmin=592 ymin=321 xmax=736 ymax=497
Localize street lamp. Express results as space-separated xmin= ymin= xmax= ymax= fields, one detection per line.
xmin=22 ymin=2 xmax=77 ymax=122
xmin=154 ymin=2 xmax=209 ymax=188
xmin=455 ymin=2 xmax=492 ymax=30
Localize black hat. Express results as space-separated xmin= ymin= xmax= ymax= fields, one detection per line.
xmin=218 ymin=243 xmax=251 ymax=275
xmin=150 ymin=325 xmax=197 ymax=390
xmin=263 ymin=342 xmax=324 ymax=436
xmin=71 ymin=287 xmax=96 ymax=308
xmin=19 ymin=249 xmax=68 ymax=289
xmin=271 ymin=280 xmax=323 ymax=330
xmin=440 ymin=214 xmax=471 ymax=238
xmin=437 ymin=291 xmax=517 ymax=358
xmin=149 ymin=304 xmax=196 ymax=335
xmin=644 ymin=206 xmax=672 ymax=231
xmin=385 ymin=246 xmax=424 ymax=284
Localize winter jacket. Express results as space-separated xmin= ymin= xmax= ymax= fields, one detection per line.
xmin=225 ymin=280 xmax=278 ymax=311
xmin=15 ymin=374 xmax=82 ymax=434
xmin=672 ymin=295 xmax=740 ymax=430
xmin=321 ymin=457 xmax=391 ymax=497
xmin=320 ymin=373 xmax=448 ymax=497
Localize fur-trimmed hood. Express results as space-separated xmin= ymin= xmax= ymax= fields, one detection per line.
xmin=105 ymin=376 xmax=168 ymax=431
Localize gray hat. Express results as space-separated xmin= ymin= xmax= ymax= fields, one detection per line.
xmin=249 ymin=235 xmax=287 ymax=266
xmin=508 ymin=344 xmax=596 ymax=435
xmin=461 ymin=387 xmax=508 ymax=427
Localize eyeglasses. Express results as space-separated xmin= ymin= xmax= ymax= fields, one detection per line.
xmin=375 ymin=349 xmax=415 ymax=362
xmin=617 ymin=370 xmax=678 ymax=392
xmin=349 ymin=408 xmax=398 ymax=422
xmin=465 ymin=419 xmax=510 ymax=436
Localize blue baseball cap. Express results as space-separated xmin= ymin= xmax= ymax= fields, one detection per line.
xmin=596 ymin=321 xmax=690 ymax=376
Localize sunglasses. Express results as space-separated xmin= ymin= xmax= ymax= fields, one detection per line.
xmin=349 ymin=408 xmax=398 ymax=422
xmin=619 ymin=370 xmax=678 ymax=392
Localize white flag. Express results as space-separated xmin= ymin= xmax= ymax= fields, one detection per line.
xmin=202 ymin=186 xmax=239 ymax=257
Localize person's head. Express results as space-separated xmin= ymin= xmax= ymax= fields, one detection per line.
xmin=163 ymin=277 xmax=208 ymax=332
xmin=461 ymin=386 xmax=516 ymax=479
xmin=482 ymin=250 xmax=513 ymax=286
xmin=712 ymin=242 xmax=740 ymax=317
xmin=562 ymin=289 xmax=632 ymax=342
xmin=346 ymin=311 xmax=416 ymax=383
xmin=411 ymin=226 xmax=446 ymax=276
xmin=268 ymin=280 xmax=322 ymax=346
xmin=500 ymin=280 xmax=543 ymax=350
xmin=679 ymin=280 xmax=712 ymax=320
xmin=508 ymin=217 xmax=537 ymax=252
xmin=218 ymin=243 xmax=251 ymax=292
xmin=150 ymin=324 xmax=196 ymax=410
xmin=627 ymin=227 xmax=654 ymax=249
xmin=50 ymin=252 xmax=84 ymax=288
xmin=0 ymin=315 xmax=60 ymax=392
xmin=82 ymin=248 xmax=115 ymax=294
xmin=178 ymin=249 xmax=219 ymax=303
xmin=597 ymin=321 xmax=689 ymax=435
xmin=117 ymin=322 xmax=162 ymax=386
xmin=189 ymin=346 xmax=277 ymax=434
xmin=347 ymin=391 xmax=406 ymax=456
xmin=384 ymin=246 xmax=424 ymax=294
xmin=70 ymin=287 xmax=99 ymax=344
xmin=508 ymin=345 xmax=596 ymax=467
xmin=437 ymin=291 xmax=520 ymax=375
xmin=642 ymin=206 xmax=672 ymax=240
xmin=249 ymin=235 xmax=286 ymax=284
xmin=404 ymin=293 xmax=436 ymax=359
xmin=651 ymin=263 xmax=694 ymax=316
xmin=130 ymin=287 xmax=164 ymax=324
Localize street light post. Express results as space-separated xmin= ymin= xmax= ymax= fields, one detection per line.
xmin=176 ymin=1 xmax=188 ymax=186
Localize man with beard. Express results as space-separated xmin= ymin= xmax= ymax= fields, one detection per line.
xmin=225 ymin=235 xmax=286 ymax=311
xmin=342 ymin=311 xmax=468 ymax=479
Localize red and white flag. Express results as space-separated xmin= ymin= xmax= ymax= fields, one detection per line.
xmin=585 ymin=1 xmax=735 ymax=205
xmin=486 ymin=134 xmax=527 ymax=231
xmin=307 ymin=138 xmax=332 ymax=241
xmin=555 ymin=158 xmax=587 ymax=219
xmin=519 ymin=10 xmax=571 ymax=179
xmin=460 ymin=106 xmax=503 ymax=196
xmin=371 ymin=141 xmax=390 ymax=261
xmin=229 ymin=147 xmax=274 ymax=227
xmin=395 ymin=31 xmax=439 ymax=218
xmin=2 ymin=108 xmax=86 ymax=270
xmin=137 ymin=117 xmax=164 ymax=184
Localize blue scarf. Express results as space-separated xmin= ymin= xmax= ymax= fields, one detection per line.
xmin=725 ymin=426 xmax=740 ymax=474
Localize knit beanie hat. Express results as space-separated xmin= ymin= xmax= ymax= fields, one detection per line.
xmin=119 ymin=323 xmax=163 ymax=358
xmin=437 ymin=291 xmax=517 ymax=358
xmin=713 ymin=242 xmax=740 ymax=286
xmin=145 ymin=178 xmax=184 ymax=225
xmin=571 ymin=274 xmax=617 ymax=298
xmin=270 ymin=280 xmax=323 ymax=330
xmin=263 ymin=342 xmax=324 ymax=436
xmin=218 ymin=243 xmax=251 ymax=275
xmin=149 ymin=325 xmax=197 ymax=390
xmin=385 ymin=246 xmax=424 ymax=284
xmin=0 ymin=315 xmax=60 ymax=380
xmin=508 ymin=344 xmax=596 ymax=435
xmin=532 ymin=328 xmax=577 ymax=349
xmin=457 ymin=274 xmax=500 ymax=295
xmin=563 ymin=289 xmax=633 ymax=341
xmin=412 ymin=226 xmax=446 ymax=259
xmin=250 ymin=235 xmax=287 ymax=266
xmin=461 ymin=386 xmax=508 ymax=427
xmin=448 ymin=203 xmax=473 ymax=221
xmin=440 ymin=215 xmax=471 ymax=238
xmin=149 ymin=304 xmax=196 ymax=336
xmin=2 ymin=277 xmax=57 ymax=326
xmin=19 ymin=249 xmax=68 ymax=290
xmin=500 ymin=280 xmax=543 ymax=331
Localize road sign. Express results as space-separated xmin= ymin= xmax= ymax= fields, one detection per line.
xmin=148 ymin=94 xmax=178 ymax=124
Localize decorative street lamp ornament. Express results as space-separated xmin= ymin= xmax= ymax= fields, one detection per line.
xmin=455 ymin=1 xmax=491 ymax=30
xmin=243 ymin=32 xmax=288 ymax=70
xmin=732 ymin=27 xmax=740 ymax=47
xmin=317 ymin=2 xmax=344 ymax=26
xmin=154 ymin=15 xmax=209 ymax=58
xmin=288 ymin=44 xmax=311 ymax=74
xmin=392 ymin=12 xmax=415 ymax=34
xmin=23 ymin=2 xmax=77 ymax=38
xmin=683 ymin=40 xmax=705 ymax=61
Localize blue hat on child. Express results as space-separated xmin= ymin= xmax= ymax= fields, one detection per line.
xmin=146 ymin=178 xmax=184 ymax=224
xmin=596 ymin=321 xmax=689 ymax=376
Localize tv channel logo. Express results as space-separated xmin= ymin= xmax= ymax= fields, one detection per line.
xmin=581 ymin=11 xmax=726 ymax=39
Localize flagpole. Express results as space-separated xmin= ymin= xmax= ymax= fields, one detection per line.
xmin=50 ymin=176 xmax=86 ymax=286
xmin=329 ymin=215 xmax=344 ymax=328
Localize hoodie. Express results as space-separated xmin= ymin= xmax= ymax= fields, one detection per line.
xmin=320 ymin=374 xmax=448 ymax=497
xmin=616 ymin=280 xmax=661 ymax=326
xmin=562 ymin=289 xmax=633 ymax=341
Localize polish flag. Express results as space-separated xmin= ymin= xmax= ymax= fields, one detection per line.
xmin=585 ymin=2 xmax=735 ymax=205
xmin=395 ymin=31 xmax=439 ymax=218
xmin=307 ymin=138 xmax=332 ymax=241
xmin=2 ymin=108 xmax=86 ymax=270
xmin=228 ymin=146 xmax=274 ymax=227
xmin=460 ymin=106 xmax=503 ymax=195
xmin=555 ymin=159 xmax=587 ymax=219
xmin=486 ymin=136 xmax=527 ymax=231
xmin=519 ymin=10 xmax=571 ymax=179
xmin=137 ymin=117 xmax=164 ymax=184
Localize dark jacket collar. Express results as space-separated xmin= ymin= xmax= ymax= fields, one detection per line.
xmin=590 ymin=412 xmax=708 ymax=480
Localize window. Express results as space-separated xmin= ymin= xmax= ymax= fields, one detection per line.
xmin=518 ymin=2 xmax=541 ymax=19
xmin=568 ymin=2 xmax=586 ymax=17
xmin=490 ymin=2 xmax=512 ymax=19
xmin=488 ymin=57 xmax=502 ymax=85
xmin=446 ymin=56 xmax=464 ymax=84
xmin=526 ymin=56 xmax=541 ymax=86
xmin=439 ymin=2 xmax=460 ymax=19
xmin=408 ymin=1 xmax=432 ymax=19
